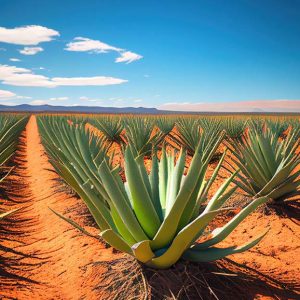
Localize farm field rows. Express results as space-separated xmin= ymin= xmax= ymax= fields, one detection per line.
xmin=0 ymin=113 xmax=299 ymax=299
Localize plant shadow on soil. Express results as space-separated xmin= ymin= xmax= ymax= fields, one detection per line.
xmin=88 ymin=254 xmax=299 ymax=300
xmin=0 ymin=137 xmax=47 ymax=291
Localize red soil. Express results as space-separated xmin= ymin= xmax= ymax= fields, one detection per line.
xmin=0 ymin=116 xmax=114 ymax=299
xmin=0 ymin=115 xmax=299 ymax=299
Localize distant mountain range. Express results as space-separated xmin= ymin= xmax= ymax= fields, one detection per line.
xmin=0 ymin=104 xmax=160 ymax=114
xmin=0 ymin=104 xmax=299 ymax=115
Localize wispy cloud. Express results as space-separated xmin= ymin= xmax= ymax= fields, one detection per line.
xmin=9 ymin=58 xmax=21 ymax=62
xmin=159 ymin=100 xmax=300 ymax=113
xmin=0 ymin=89 xmax=32 ymax=103
xmin=29 ymin=100 xmax=48 ymax=105
xmin=0 ymin=89 xmax=16 ymax=99
xmin=19 ymin=46 xmax=43 ymax=55
xmin=49 ymin=96 xmax=69 ymax=101
xmin=115 ymin=51 xmax=143 ymax=64
xmin=0 ymin=25 xmax=59 ymax=45
xmin=79 ymin=96 xmax=103 ymax=103
xmin=0 ymin=64 xmax=128 ymax=87
xmin=65 ymin=37 xmax=121 ymax=53
xmin=30 ymin=96 xmax=68 ymax=105
xmin=65 ymin=37 xmax=142 ymax=64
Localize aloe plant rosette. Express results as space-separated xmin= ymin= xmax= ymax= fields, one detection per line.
xmin=38 ymin=116 xmax=268 ymax=269
xmin=226 ymin=125 xmax=300 ymax=202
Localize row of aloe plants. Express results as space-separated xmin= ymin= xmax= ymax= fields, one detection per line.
xmin=88 ymin=114 xmax=300 ymax=203
xmin=0 ymin=114 xmax=28 ymax=220
xmin=37 ymin=115 xmax=279 ymax=269
xmin=88 ymin=115 xmax=299 ymax=152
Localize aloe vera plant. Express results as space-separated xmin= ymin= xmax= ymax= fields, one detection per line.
xmin=124 ymin=117 xmax=166 ymax=158
xmin=226 ymin=125 xmax=300 ymax=202
xmin=0 ymin=114 xmax=28 ymax=222
xmin=38 ymin=115 xmax=268 ymax=269
xmin=170 ymin=118 xmax=224 ymax=158
xmin=222 ymin=117 xmax=248 ymax=140
xmin=90 ymin=115 xmax=125 ymax=147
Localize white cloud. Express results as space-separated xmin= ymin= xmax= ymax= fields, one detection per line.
xmin=19 ymin=46 xmax=44 ymax=55
xmin=115 ymin=51 xmax=143 ymax=64
xmin=49 ymin=96 xmax=69 ymax=101
xmin=79 ymin=96 xmax=103 ymax=103
xmin=9 ymin=58 xmax=21 ymax=62
xmin=29 ymin=97 xmax=68 ymax=105
xmin=30 ymin=100 xmax=48 ymax=105
xmin=65 ymin=37 xmax=142 ymax=64
xmin=0 ymin=89 xmax=16 ymax=99
xmin=0 ymin=101 xmax=16 ymax=106
xmin=0 ymin=64 xmax=128 ymax=87
xmin=51 ymin=76 xmax=127 ymax=86
xmin=0 ymin=25 xmax=59 ymax=45
xmin=0 ymin=89 xmax=31 ymax=101
xmin=16 ymin=95 xmax=32 ymax=99
xmin=65 ymin=37 xmax=121 ymax=53
xmin=133 ymin=99 xmax=142 ymax=103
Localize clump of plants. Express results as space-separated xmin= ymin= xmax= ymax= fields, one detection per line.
xmin=38 ymin=116 xmax=268 ymax=269
xmin=226 ymin=124 xmax=300 ymax=203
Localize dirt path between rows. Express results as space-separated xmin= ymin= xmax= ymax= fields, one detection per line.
xmin=0 ymin=115 xmax=113 ymax=299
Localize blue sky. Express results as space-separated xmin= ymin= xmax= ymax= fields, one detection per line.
xmin=0 ymin=0 xmax=300 ymax=111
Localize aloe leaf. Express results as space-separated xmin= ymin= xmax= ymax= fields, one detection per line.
xmin=204 ymin=170 xmax=238 ymax=212
xmin=100 ymin=229 xmax=132 ymax=254
xmin=150 ymin=152 xmax=163 ymax=220
xmin=193 ymin=196 xmax=268 ymax=250
xmin=148 ymin=208 xmax=230 ymax=269
xmin=98 ymin=160 xmax=148 ymax=241
xmin=0 ymin=207 xmax=20 ymax=220
xmin=165 ymin=148 xmax=186 ymax=215
xmin=124 ymin=146 xmax=161 ymax=238
xmin=184 ymin=228 xmax=269 ymax=262
xmin=159 ymin=146 xmax=168 ymax=210
xmin=151 ymin=149 xmax=203 ymax=250
xmin=131 ymin=240 xmax=155 ymax=263
xmin=49 ymin=207 xmax=99 ymax=239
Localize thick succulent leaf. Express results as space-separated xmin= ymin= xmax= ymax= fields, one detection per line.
xmin=159 ymin=146 xmax=168 ymax=210
xmin=100 ymin=229 xmax=132 ymax=254
xmin=165 ymin=148 xmax=186 ymax=215
xmin=193 ymin=196 xmax=268 ymax=250
xmin=204 ymin=170 xmax=238 ymax=212
xmin=148 ymin=209 xmax=230 ymax=269
xmin=131 ymin=240 xmax=155 ymax=263
xmin=124 ymin=147 xmax=161 ymax=238
xmin=184 ymin=228 xmax=269 ymax=262
xmin=150 ymin=152 xmax=163 ymax=220
xmin=98 ymin=160 xmax=148 ymax=241
xmin=151 ymin=149 xmax=204 ymax=250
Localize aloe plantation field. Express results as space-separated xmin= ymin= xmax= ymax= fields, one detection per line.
xmin=0 ymin=113 xmax=299 ymax=299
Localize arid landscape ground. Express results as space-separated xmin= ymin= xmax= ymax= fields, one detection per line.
xmin=0 ymin=115 xmax=299 ymax=299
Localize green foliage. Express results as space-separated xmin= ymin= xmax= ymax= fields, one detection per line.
xmin=226 ymin=125 xmax=300 ymax=202
xmin=90 ymin=115 xmax=125 ymax=146
xmin=0 ymin=114 xmax=28 ymax=221
xmin=38 ymin=115 xmax=268 ymax=269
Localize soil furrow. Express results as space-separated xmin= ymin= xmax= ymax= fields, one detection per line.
xmin=0 ymin=115 xmax=112 ymax=299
